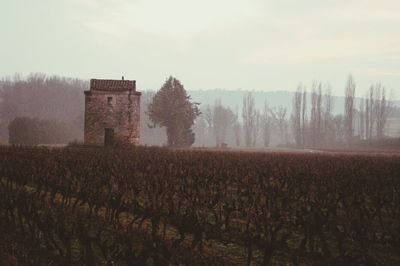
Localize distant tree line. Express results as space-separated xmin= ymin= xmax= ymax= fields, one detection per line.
xmin=0 ymin=73 xmax=398 ymax=148
xmin=0 ymin=73 xmax=86 ymax=143
xmin=192 ymin=75 xmax=397 ymax=149
xmin=8 ymin=117 xmax=79 ymax=145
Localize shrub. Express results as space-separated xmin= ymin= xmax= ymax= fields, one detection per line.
xmin=8 ymin=117 xmax=79 ymax=145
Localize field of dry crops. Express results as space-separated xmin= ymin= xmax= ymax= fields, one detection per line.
xmin=1 ymin=145 xmax=400 ymax=265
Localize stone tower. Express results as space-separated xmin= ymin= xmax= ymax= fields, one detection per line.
xmin=84 ymin=78 xmax=141 ymax=145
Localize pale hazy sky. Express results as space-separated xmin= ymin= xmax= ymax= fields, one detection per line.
xmin=1 ymin=0 xmax=400 ymax=97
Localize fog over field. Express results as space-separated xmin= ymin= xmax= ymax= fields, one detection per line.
xmin=0 ymin=73 xmax=400 ymax=148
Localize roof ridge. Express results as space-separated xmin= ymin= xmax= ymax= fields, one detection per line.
xmin=90 ymin=78 xmax=136 ymax=91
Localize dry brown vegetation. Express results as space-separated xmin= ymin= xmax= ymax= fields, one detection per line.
xmin=1 ymin=145 xmax=400 ymax=265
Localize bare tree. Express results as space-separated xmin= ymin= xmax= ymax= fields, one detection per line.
xmin=310 ymin=82 xmax=323 ymax=147
xmin=368 ymin=86 xmax=375 ymax=139
xmin=291 ymin=85 xmax=303 ymax=146
xmin=365 ymin=91 xmax=370 ymax=140
xmin=252 ymin=110 xmax=261 ymax=147
xmin=232 ymin=107 xmax=241 ymax=147
xmin=212 ymin=99 xmax=235 ymax=147
xmin=202 ymin=105 xmax=213 ymax=144
xmin=344 ymin=75 xmax=356 ymax=146
xmin=193 ymin=115 xmax=207 ymax=146
xmin=323 ymin=86 xmax=334 ymax=146
xmin=375 ymin=84 xmax=391 ymax=138
xmin=271 ymin=106 xmax=288 ymax=145
xmin=301 ymin=88 xmax=307 ymax=145
xmin=358 ymin=97 xmax=365 ymax=140
xmin=242 ymin=92 xmax=256 ymax=147
xmin=363 ymin=84 xmax=392 ymax=139
xmin=291 ymin=85 xmax=307 ymax=147
xmin=333 ymin=114 xmax=345 ymax=143
xmin=262 ymin=101 xmax=273 ymax=147
xmin=317 ymin=83 xmax=323 ymax=144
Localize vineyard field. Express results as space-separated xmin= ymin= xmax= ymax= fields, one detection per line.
xmin=1 ymin=145 xmax=400 ymax=265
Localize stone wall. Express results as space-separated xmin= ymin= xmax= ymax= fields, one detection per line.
xmin=84 ymin=89 xmax=141 ymax=145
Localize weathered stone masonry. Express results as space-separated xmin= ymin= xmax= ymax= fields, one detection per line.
xmin=84 ymin=78 xmax=141 ymax=145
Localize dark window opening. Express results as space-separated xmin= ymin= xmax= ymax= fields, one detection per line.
xmin=107 ymin=97 xmax=113 ymax=105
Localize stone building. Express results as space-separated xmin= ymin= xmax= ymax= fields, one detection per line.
xmin=84 ymin=78 xmax=141 ymax=145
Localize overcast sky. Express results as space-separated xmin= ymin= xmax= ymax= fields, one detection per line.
xmin=1 ymin=0 xmax=399 ymax=97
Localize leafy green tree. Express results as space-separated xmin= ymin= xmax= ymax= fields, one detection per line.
xmin=148 ymin=76 xmax=200 ymax=147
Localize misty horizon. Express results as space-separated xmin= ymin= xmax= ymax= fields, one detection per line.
xmin=1 ymin=73 xmax=399 ymax=102
xmin=1 ymin=0 xmax=400 ymax=98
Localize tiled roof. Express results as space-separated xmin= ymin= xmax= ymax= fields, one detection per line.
xmin=90 ymin=79 xmax=136 ymax=91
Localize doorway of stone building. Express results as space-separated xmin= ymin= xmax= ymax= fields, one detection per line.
xmin=104 ymin=128 xmax=114 ymax=146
